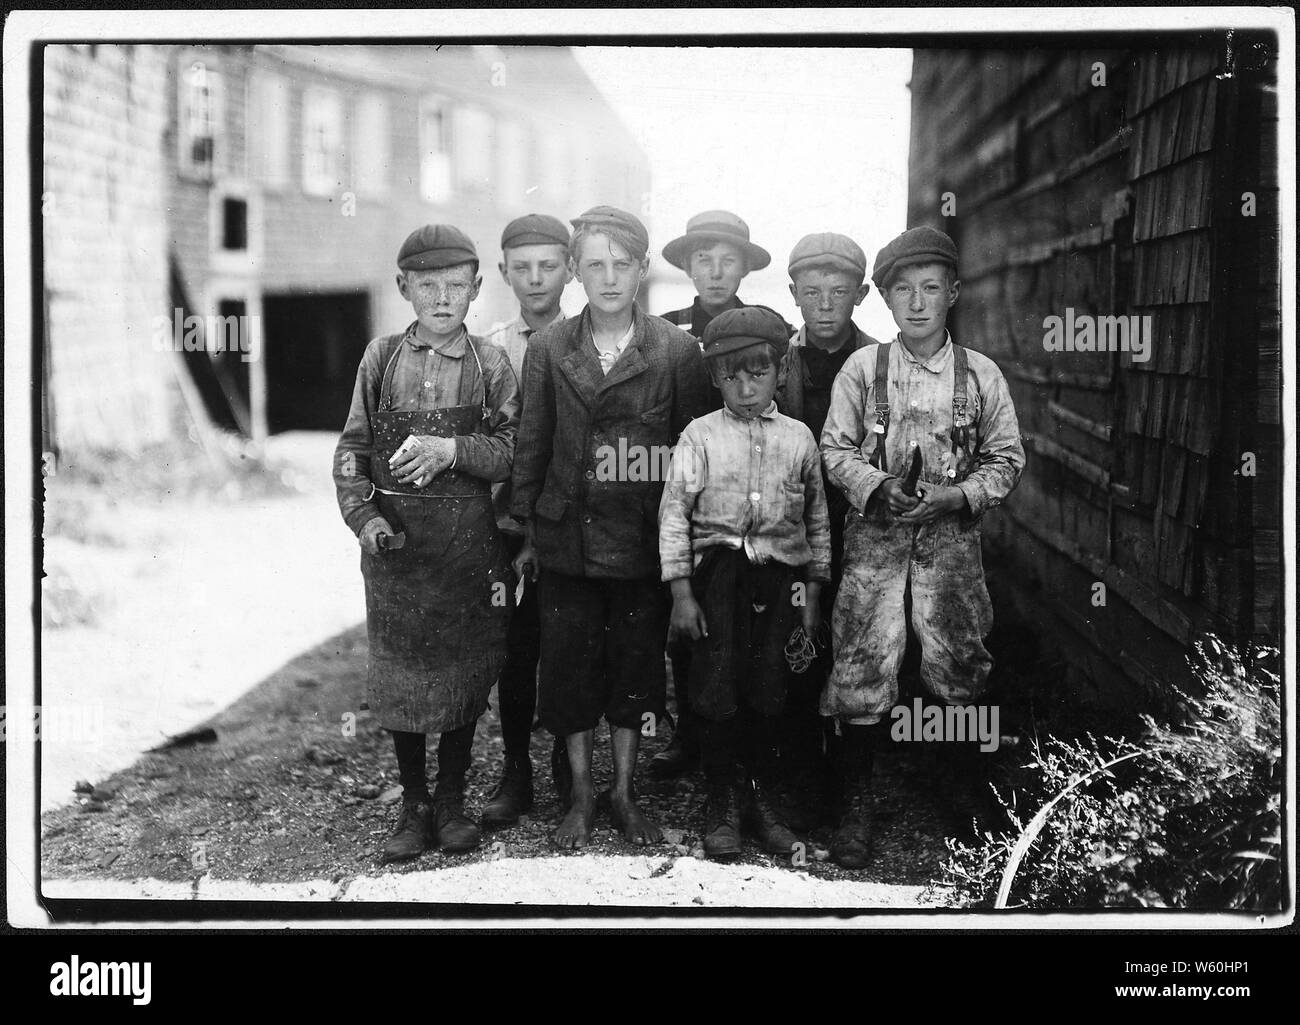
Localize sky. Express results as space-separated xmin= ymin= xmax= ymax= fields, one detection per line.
xmin=572 ymin=46 xmax=913 ymax=341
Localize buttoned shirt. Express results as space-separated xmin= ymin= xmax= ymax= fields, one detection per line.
xmin=483 ymin=308 xmax=568 ymax=387
xmin=333 ymin=321 xmax=519 ymax=536
xmin=484 ymin=309 xmax=567 ymax=533
xmin=820 ymin=333 xmax=1024 ymax=519
xmin=659 ymin=402 xmax=832 ymax=583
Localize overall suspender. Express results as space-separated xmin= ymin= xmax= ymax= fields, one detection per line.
xmin=870 ymin=341 xmax=892 ymax=474
xmin=949 ymin=343 xmax=970 ymax=476
xmin=871 ymin=340 xmax=974 ymax=479
xmin=378 ymin=324 xmax=490 ymax=422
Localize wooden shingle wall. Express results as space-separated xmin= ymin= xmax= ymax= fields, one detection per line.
xmin=907 ymin=41 xmax=1279 ymax=705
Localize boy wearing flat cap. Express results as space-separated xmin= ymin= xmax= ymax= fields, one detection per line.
xmin=820 ymin=226 xmax=1025 ymax=868
xmin=334 ymin=224 xmax=519 ymax=863
xmin=777 ymin=232 xmax=882 ymax=826
xmin=659 ymin=306 xmax=831 ymax=860
xmin=511 ymin=205 xmax=710 ymax=850
xmin=480 ymin=213 xmax=573 ymax=828
xmin=652 ymin=210 xmax=792 ymax=781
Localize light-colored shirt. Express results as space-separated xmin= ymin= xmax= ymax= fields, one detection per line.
xmin=483 ymin=309 xmax=566 ymax=533
xmin=593 ymin=321 xmax=635 ymax=374
xmin=483 ymin=308 xmax=567 ymax=387
xmin=658 ymin=402 xmax=832 ymax=583
xmin=820 ymin=334 xmax=1025 ymax=518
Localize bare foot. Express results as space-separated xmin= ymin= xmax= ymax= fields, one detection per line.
xmin=552 ymin=789 xmax=595 ymax=850
xmin=611 ymin=793 xmax=663 ymax=846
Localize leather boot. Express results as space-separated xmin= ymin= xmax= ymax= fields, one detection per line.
xmin=703 ymin=780 xmax=742 ymax=860
xmin=743 ymin=779 xmax=800 ymax=857
xmin=481 ymin=759 xmax=533 ymax=829
xmin=431 ymin=783 xmax=481 ymax=853
xmin=381 ymin=799 xmax=434 ymax=863
xmin=650 ymin=712 xmax=700 ymax=779
xmin=830 ymin=724 xmax=876 ymax=869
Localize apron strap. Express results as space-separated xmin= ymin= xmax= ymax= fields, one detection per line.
xmin=870 ymin=341 xmax=892 ymax=475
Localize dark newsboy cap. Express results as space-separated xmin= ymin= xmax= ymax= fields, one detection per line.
xmin=701 ymin=305 xmax=791 ymax=360
xmin=788 ymin=232 xmax=868 ymax=281
xmin=397 ymin=224 xmax=478 ymax=271
xmin=871 ymin=226 xmax=959 ymax=290
xmin=569 ymin=205 xmax=650 ymax=256
xmin=501 ymin=213 xmax=570 ymax=251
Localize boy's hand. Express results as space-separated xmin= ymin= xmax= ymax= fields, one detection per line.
xmin=800 ymin=582 xmax=822 ymax=636
xmin=668 ymin=581 xmax=708 ymax=644
xmin=877 ymin=477 xmax=920 ymax=514
xmin=513 ymin=540 xmax=540 ymax=583
xmin=391 ymin=435 xmax=455 ymax=486
xmin=897 ymin=482 xmax=968 ymax=523
xmin=359 ymin=516 xmax=396 ymax=556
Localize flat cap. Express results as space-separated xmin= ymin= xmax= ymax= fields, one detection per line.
xmin=871 ymin=226 xmax=959 ymax=290
xmin=397 ymin=224 xmax=478 ymax=271
xmin=570 ymin=205 xmax=649 ymax=257
xmin=788 ymin=232 xmax=867 ymax=281
xmin=701 ymin=305 xmax=791 ymax=360
xmin=501 ymin=213 xmax=570 ymax=252
xmin=662 ymin=210 xmax=771 ymax=272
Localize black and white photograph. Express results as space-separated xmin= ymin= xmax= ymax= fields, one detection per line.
xmin=4 ymin=7 xmax=1295 ymax=947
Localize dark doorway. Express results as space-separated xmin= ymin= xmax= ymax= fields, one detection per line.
xmin=263 ymin=291 xmax=371 ymax=433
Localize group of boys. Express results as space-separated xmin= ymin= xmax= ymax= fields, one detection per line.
xmin=333 ymin=203 xmax=1025 ymax=870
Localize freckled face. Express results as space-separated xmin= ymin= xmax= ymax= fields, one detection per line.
xmin=789 ymin=268 xmax=869 ymax=344
xmin=884 ymin=262 xmax=959 ymax=347
xmin=397 ymin=263 xmax=481 ymax=337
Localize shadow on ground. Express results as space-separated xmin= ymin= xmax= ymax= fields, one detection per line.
xmin=38 ymin=621 xmax=1007 ymax=898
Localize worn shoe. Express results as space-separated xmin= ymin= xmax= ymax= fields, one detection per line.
xmin=830 ymin=781 xmax=872 ymax=869
xmin=743 ymin=782 xmax=801 ymax=857
xmin=481 ymin=762 xmax=533 ymax=829
xmin=650 ymin=714 xmax=700 ymax=779
xmin=381 ymin=799 xmax=434 ymax=863
xmin=432 ymin=793 xmax=481 ymax=853
xmin=703 ymin=783 xmax=743 ymax=860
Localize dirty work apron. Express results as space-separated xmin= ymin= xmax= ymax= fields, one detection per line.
xmin=362 ymin=368 xmax=509 ymax=734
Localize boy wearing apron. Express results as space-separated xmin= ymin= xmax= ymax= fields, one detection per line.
xmin=334 ymin=225 xmax=520 ymax=862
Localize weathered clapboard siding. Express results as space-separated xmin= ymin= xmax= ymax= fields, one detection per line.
xmin=907 ymin=39 xmax=1279 ymax=707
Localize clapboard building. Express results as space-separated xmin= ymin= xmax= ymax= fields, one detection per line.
xmin=907 ymin=39 xmax=1281 ymax=707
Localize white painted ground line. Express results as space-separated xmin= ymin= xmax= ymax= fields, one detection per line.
xmin=45 ymin=857 xmax=949 ymax=908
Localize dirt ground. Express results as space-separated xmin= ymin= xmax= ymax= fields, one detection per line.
xmin=39 ymin=616 xmax=993 ymax=905
xmin=36 ymin=430 xmax=1026 ymax=908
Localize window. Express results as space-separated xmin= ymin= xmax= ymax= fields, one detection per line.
xmin=248 ymin=71 xmax=290 ymax=189
xmin=495 ymin=119 xmax=529 ymax=212
xmin=419 ymin=96 xmax=453 ymax=204
xmin=301 ymin=86 xmax=344 ymax=197
xmin=221 ymin=197 xmax=248 ymax=251
xmin=453 ymin=106 xmax=493 ymax=192
xmin=353 ymin=92 xmax=390 ymax=198
xmin=179 ymin=56 xmax=222 ymax=180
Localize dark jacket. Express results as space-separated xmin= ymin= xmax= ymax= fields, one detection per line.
xmin=657 ymin=295 xmax=795 ymax=341
xmin=511 ymin=304 xmax=711 ymax=579
xmin=776 ymin=322 xmax=879 ymax=431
